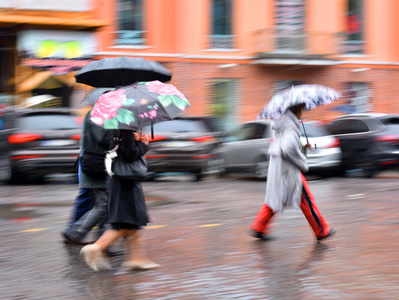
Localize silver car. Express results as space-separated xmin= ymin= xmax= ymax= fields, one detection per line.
xmin=213 ymin=120 xmax=274 ymax=179
xmin=300 ymin=120 xmax=342 ymax=176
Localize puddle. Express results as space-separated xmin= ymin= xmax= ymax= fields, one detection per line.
xmin=0 ymin=196 xmax=175 ymax=219
xmin=145 ymin=195 xmax=178 ymax=208
xmin=0 ymin=204 xmax=46 ymax=220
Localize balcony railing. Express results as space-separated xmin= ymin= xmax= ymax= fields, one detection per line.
xmin=114 ymin=30 xmax=146 ymax=46
xmin=252 ymin=29 xmax=354 ymax=58
xmin=208 ymin=34 xmax=235 ymax=49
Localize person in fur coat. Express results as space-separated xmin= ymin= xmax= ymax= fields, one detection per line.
xmin=250 ymin=104 xmax=336 ymax=241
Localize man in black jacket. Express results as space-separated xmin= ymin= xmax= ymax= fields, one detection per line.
xmin=63 ymin=110 xmax=114 ymax=244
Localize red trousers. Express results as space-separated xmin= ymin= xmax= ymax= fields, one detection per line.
xmin=251 ymin=173 xmax=330 ymax=239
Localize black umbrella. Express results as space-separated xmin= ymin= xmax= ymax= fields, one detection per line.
xmin=75 ymin=57 xmax=172 ymax=88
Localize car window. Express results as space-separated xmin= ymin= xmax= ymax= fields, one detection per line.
xmin=328 ymin=119 xmax=369 ymax=134
xmin=17 ymin=114 xmax=79 ymax=130
xmin=145 ymin=119 xmax=209 ymax=133
xmin=253 ymin=124 xmax=268 ymax=139
xmin=379 ymin=117 xmax=399 ymax=135
xmin=233 ymin=124 xmax=256 ymax=141
xmin=300 ymin=122 xmax=329 ymax=137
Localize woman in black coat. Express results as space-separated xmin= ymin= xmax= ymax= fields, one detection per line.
xmin=81 ymin=129 xmax=160 ymax=272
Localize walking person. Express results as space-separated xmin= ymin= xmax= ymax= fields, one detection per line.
xmin=250 ymin=104 xmax=336 ymax=241
xmin=62 ymin=109 xmax=114 ymax=244
xmin=80 ymin=129 xmax=160 ymax=272
xmin=62 ymin=164 xmax=95 ymax=245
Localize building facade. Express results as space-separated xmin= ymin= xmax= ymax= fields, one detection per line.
xmin=2 ymin=0 xmax=399 ymax=128
xmin=0 ymin=0 xmax=107 ymax=108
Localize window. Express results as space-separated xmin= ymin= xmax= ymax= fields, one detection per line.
xmin=210 ymin=0 xmax=233 ymax=48
xmin=300 ymin=122 xmax=329 ymax=138
xmin=211 ymin=80 xmax=237 ymax=131
xmin=329 ymin=119 xmax=369 ymax=135
xmin=344 ymin=0 xmax=364 ymax=54
xmin=275 ymin=0 xmax=305 ymax=52
xmin=117 ymin=0 xmax=145 ymax=45
xmin=18 ymin=114 xmax=79 ymax=130
xmin=346 ymin=82 xmax=370 ymax=113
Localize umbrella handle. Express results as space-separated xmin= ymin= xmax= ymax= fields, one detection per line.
xmin=151 ymin=123 xmax=154 ymax=140
xmin=301 ymin=119 xmax=317 ymax=151
xmin=300 ymin=119 xmax=309 ymax=144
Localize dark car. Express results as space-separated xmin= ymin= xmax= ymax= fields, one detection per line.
xmin=0 ymin=108 xmax=81 ymax=183
xmin=142 ymin=117 xmax=222 ymax=181
xmin=326 ymin=113 xmax=399 ymax=177
xmin=213 ymin=120 xmax=273 ymax=179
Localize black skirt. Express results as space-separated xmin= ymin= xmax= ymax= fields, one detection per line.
xmin=106 ymin=178 xmax=149 ymax=228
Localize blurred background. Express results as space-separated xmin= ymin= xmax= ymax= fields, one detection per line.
xmin=1 ymin=0 xmax=399 ymax=183
xmin=1 ymin=0 xmax=398 ymax=123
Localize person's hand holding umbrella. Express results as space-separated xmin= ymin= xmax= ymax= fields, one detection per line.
xmin=134 ymin=131 xmax=149 ymax=145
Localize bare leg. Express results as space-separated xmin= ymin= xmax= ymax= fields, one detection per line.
xmin=122 ymin=230 xmax=160 ymax=270
xmin=94 ymin=229 xmax=127 ymax=251
xmin=80 ymin=229 xmax=127 ymax=272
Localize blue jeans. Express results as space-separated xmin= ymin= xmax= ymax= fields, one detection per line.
xmin=70 ymin=162 xmax=95 ymax=224
xmin=64 ymin=188 xmax=108 ymax=243
xmin=71 ymin=188 xmax=95 ymax=224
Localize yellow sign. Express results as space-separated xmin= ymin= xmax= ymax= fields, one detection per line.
xmin=36 ymin=40 xmax=83 ymax=59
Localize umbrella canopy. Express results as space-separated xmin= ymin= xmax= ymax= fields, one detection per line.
xmin=81 ymin=87 xmax=114 ymax=106
xmin=75 ymin=57 xmax=172 ymax=88
xmin=258 ymin=84 xmax=341 ymax=120
xmin=90 ymin=80 xmax=190 ymax=131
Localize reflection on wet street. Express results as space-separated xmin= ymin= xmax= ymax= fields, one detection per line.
xmin=0 ymin=173 xmax=399 ymax=299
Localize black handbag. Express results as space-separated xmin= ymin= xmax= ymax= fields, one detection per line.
xmin=105 ymin=145 xmax=147 ymax=181
xmin=80 ymin=147 xmax=107 ymax=178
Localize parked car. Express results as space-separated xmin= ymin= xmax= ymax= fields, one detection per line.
xmin=299 ymin=120 xmax=342 ymax=177
xmin=326 ymin=113 xmax=399 ymax=177
xmin=142 ymin=116 xmax=222 ymax=181
xmin=213 ymin=120 xmax=274 ymax=179
xmin=0 ymin=108 xmax=81 ymax=183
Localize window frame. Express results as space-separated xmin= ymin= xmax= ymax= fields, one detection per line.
xmin=209 ymin=0 xmax=234 ymax=49
xmin=116 ymin=0 xmax=146 ymax=46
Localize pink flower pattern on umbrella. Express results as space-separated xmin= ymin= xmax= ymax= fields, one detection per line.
xmin=89 ymin=81 xmax=190 ymax=130
xmin=91 ymin=89 xmax=126 ymax=125
xmin=146 ymin=81 xmax=187 ymax=100
xmin=140 ymin=104 xmax=158 ymax=120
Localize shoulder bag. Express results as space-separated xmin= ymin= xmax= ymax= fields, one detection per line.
xmin=80 ymin=147 xmax=107 ymax=178
xmin=105 ymin=144 xmax=147 ymax=181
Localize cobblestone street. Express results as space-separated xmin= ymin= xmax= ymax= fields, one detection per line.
xmin=1 ymin=173 xmax=399 ymax=299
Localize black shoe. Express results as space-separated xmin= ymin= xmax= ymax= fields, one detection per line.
xmin=317 ymin=228 xmax=337 ymax=241
xmin=62 ymin=232 xmax=90 ymax=245
xmin=249 ymin=229 xmax=271 ymax=241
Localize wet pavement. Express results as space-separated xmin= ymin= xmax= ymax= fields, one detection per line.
xmin=0 ymin=172 xmax=399 ymax=299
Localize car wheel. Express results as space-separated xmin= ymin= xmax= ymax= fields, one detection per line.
xmin=353 ymin=150 xmax=377 ymax=178
xmin=255 ymin=156 xmax=268 ymax=180
xmin=193 ymin=171 xmax=203 ymax=182
xmin=207 ymin=154 xmax=225 ymax=177
xmin=8 ymin=167 xmax=22 ymax=184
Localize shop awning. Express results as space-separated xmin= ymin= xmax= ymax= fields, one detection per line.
xmin=17 ymin=71 xmax=52 ymax=93
xmin=16 ymin=71 xmax=75 ymax=93
xmin=0 ymin=15 xmax=109 ymax=30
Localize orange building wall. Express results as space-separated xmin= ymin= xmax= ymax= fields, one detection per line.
xmin=93 ymin=0 xmax=399 ymax=123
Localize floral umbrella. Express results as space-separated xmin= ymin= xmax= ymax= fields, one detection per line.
xmin=257 ymin=84 xmax=341 ymax=120
xmin=90 ymin=81 xmax=190 ymax=132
